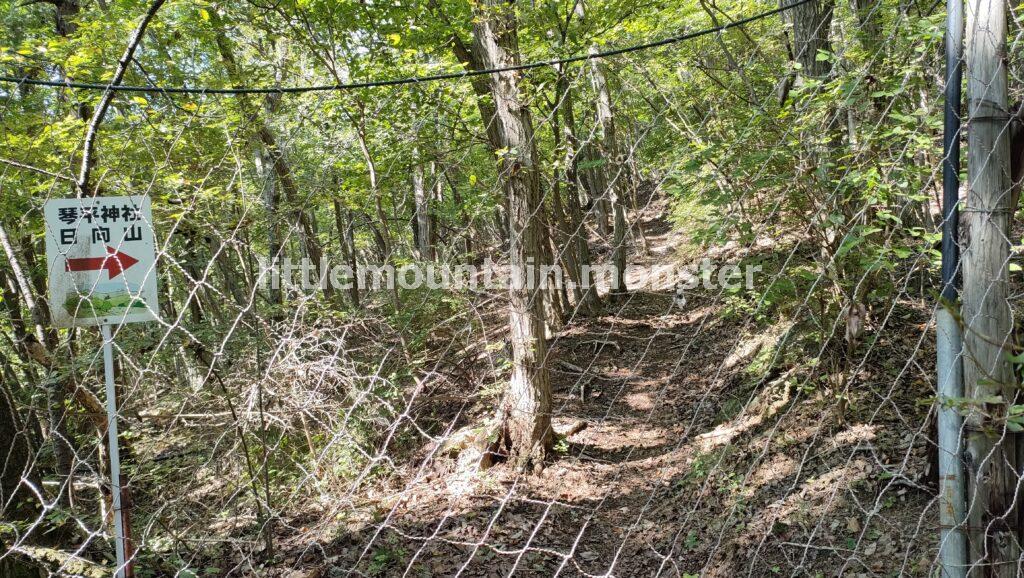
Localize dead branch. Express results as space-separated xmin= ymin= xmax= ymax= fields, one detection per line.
xmin=77 ymin=0 xmax=167 ymax=195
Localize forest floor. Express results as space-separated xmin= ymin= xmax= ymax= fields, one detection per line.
xmin=253 ymin=193 xmax=939 ymax=577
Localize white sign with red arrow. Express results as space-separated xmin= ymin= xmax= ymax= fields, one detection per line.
xmin=45 ymin=195 xmax=159 ymax=327
xmin=44 ymin=195 xmax=159 ymax=576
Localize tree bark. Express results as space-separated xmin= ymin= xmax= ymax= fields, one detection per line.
xmin=49 ymin=0 xmax=80 ymax=37
xmin=431 ymin=162 xmax=443 ymax=251
xmin=623 ymin=120 xmax=651 ymax=256
xmin=0 ymin=375 xmax=35 ymax=512
xmin=782 ymin=0 xmax=834 ymax=80
xmin=470 ymin=0 xmax=553 ymax=468
xmin=850 ymin=0 xmax=881 ymax=47
xmin=581 ymin=140 xmax=612 ymax=237
xmin=447 ymin=24 xmax=513 ymax=250
xmin=963 ymin=0 xmax=1020 ymax=570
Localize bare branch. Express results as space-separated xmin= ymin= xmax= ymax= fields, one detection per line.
xmin=76 ymin=0 xmax=167 ymax=196
xmin=0 ymin=157 xmax=74 ymax=182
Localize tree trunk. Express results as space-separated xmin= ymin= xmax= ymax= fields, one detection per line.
xmin=783 ymin=0 xmax=849 ymax=311
xmin=547 ymin=111 xmax=585 ymax=313
xmin=430 ymin=161 xmax=443 ymax=253
xmin=623 ymin=119 xmax=650 ymax=256
xmin=413 ymin=150 xmax=434 ymax=260
xmin=0 ymin=373 xmax=38 ymax=512
xmin=445 ymin=171 xmax=475 ymax=260
xmin=0 ymin=225 xmax=77 ymax=508
xmin=581 ymin=141 xmax=612 ymax=237
xmin=782 ymin=0 xmax=834 ymax=80
xmin=0 ymin=239 xmax=107 ymax=435
xmin=333 ymin=201 xmax=360 ymax=307
xmin=254 ymin=148 xmax=283 ymax=306
xmin=208 ymin=237 xmax=248 ymax=309
xmin=0 ymin=323 xmax=45 ymax=578
xmin=541 ymin=222 xmax=565 ymax=332
xmin=448 ymin=28 xmax=513 ymax=252
xmin=470 ymin=0 xmax=553 ymax=468
xmin=588 ymin=47 xmax=628 ymax=302
xmin=556 ymin=70 xmax=602 ymax=315
xmin=963 ymin=0 xmax=1020 ymax=570
xmin=850 ymin=0 xmax=881 ymax=47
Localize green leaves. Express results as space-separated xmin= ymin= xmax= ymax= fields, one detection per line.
xmin=1008 ymin=405 xmax=1024 ymax=433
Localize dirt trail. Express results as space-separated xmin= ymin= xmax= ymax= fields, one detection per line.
xmin=274 ymin=195 xmax=937 ymax=577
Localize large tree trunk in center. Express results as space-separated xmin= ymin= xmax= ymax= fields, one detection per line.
xmin=963 ymin=0 xmax=1020 ymax=570
xmin=471 ymin=0 xmax=553 ymax=468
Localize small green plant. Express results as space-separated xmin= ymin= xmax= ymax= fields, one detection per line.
xmin=684 ymin=530 xmax=699 ymax=550
xmin=553 ymin=437 xmax=570 ymax=454
xmin=368 ymin=546 xmax=406 ymax=576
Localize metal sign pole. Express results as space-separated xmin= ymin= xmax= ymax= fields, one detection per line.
xmin=101 ymin=324 xmax=127 ymax=578
xmin=937 ymin=0 xmax=967 ymax=573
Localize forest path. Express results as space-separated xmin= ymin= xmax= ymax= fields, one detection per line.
xmin=314 ymin=195 xmax=773 ymax=576
xmin=289 ymin=192 xmax=934 ymax=577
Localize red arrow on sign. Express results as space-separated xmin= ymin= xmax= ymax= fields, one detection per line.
xmin=65 ymin=246 xmax=140 ymax=280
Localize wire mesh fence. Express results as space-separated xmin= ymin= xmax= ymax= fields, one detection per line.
xmin=0 ymin=0 xmax=1021 ymax=575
